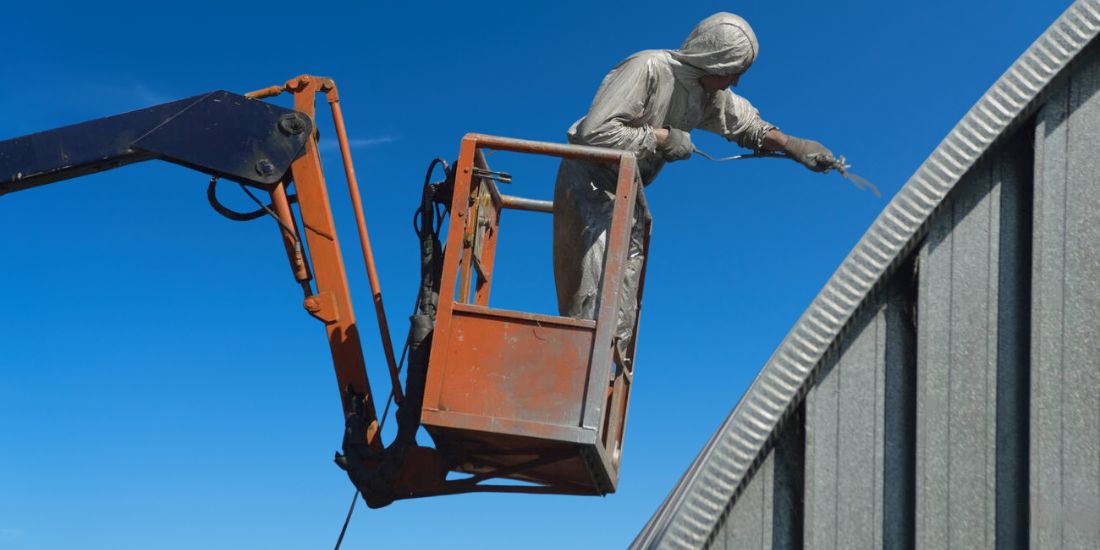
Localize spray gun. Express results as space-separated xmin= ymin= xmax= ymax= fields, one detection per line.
xmin=693 ymin=147 xmax=881 ymax=198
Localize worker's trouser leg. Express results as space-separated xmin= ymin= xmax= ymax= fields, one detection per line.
xmin=553 ymin=158 xmax=646 ymax=356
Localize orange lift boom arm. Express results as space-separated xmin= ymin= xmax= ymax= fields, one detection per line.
xmin=0 ymin=75 xmax=650 ymax=509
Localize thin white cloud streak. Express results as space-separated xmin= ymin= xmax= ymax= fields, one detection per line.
xmin=6 ymin=81 xmax=175 ymax=134
xmin=74 ymin=82 xmax=172 ymax=110
xmin=318 ymin=136 xmax=397 ymax=152
xmin=127 ymin=84 xmax=172 ymax=106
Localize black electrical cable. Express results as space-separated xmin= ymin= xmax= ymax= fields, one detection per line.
xmin=207 ymin=176 xmax=299 ymax=221
xmin=237 ymin=184 xmax=298 ymax=240
xmin=232 ymin=181 xmax=308 ymax=265
xmin=335 ymin=344 xmax=410 ymax=550
xmin=380 ymin=338 xmax=412 ymax=426
xmin=207 ymin=178 xmax=266 ymax=221
xmin=435 ymin=202 xmax=446 ymax=235
xmin=208 ymin=176 xmax=308 ymax=290
xmin=381 ymin=158 xmax=449 ymax=426
xmin=426 ymin=159 xmax=450 ymax=235
xmin=333 ymin=489 xmax=359 ymax=550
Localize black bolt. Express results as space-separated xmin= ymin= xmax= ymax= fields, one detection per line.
xmin=255 ymin=159 xmax=277 ymax=177
xmin=279 ymin=113 xmax=308 ymax=135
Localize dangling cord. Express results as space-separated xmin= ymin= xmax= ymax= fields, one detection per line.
xmin=207 ymin=176 xmax=301 ymax=220
xmin=236 ymin=182 xmax=300 ymax=242
xmin=333 ymin=489 xmax=358 ymax=550
xmin=230 ymin=180 xmax=308 ymax=261
xmin=334 ymin=387 xmax=402 ymax=550
xmin=334 ymin=339 xmax=411 ymax=550
xmin=234 ymin=185 xmax=363 ymax=548
xmin=334 ymin=159 xmax=451 ymax=549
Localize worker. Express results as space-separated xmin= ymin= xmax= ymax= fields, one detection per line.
xmin=553 ymin=12 xmax=836 ymax=360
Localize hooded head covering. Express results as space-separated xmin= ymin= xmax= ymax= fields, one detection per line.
xmin=670 ymin=13 xmax=758 ymax=76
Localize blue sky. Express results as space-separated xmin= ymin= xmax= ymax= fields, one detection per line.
xmin=0 ymin=1 xmax=1073 ymax=548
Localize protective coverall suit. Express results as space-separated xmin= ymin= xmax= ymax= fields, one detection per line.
xmin=553 ymin=13 xmax=807 ymax=357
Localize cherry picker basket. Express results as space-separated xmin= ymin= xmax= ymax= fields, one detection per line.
xmin=422 ymin=134 xmax=650 ymax=495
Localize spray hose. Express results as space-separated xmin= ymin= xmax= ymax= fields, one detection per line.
xmin=693 ymin=147 xmax=881 ymax=198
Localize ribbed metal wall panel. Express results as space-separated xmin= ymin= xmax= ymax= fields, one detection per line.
xmin=634 ymin=3 xmax=1100 ymax=548
xmin=710 ymin=118 xmax=1032 ymax=550
xmin=709 ymin=409 xmax=803 ymax=550
xmin=1031 ymin=46 xmax=1100 ymax=549
xmin=803 ymin=272 xmax=916 ymax=550
xmin=632 ymin=3 xmax=1100 ymax=547
xmin=709 ymin=450 xmax=775 ymax=550
xmin=805 ymin=298 xmax=886 ymax=548
xmin=994 ymin=125 xmax=1031 ymax=550
xmin=913 ymin=137 xmax=1030 ymax=549
xmin=915 ymin=159 xmax=999 ymax=550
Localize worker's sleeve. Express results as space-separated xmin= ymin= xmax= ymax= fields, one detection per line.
xmin=697 ymin=90 xmax=776 ymax=149
xmin=573 ymin=57 xmax=663 ymax=157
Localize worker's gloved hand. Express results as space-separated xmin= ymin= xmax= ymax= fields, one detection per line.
xmin=784 ymin=136 xmax=835 ymax=173
xmin=658 ymin=127 xmax=693 ymax=162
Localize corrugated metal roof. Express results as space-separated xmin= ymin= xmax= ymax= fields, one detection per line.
xmin=631 ymin=2 xmax=1100 ymax=548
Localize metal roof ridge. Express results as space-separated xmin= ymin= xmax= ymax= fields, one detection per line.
xmin=631 ymin=2 xmax=1100 ymax=548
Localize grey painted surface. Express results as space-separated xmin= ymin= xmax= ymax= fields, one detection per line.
xmin=803 ymin=273 xmax=916 ymax=550
xmin=632 ymin=3 xmax=1100 ymax=547
xmin=914 ymin=139 xmax=1029 ymax=549
xmin=710 ymin=449 xmax=774 ymax=550
xmin=805 ymin=299 xmax=886 ymax=549
xmin=710 ymin=411 xmax=803 ymax=550
xmin=1031 ymin=47 xmax=1100 ymax=549
xmin=915 ymin=161 xmax=997 ymax=550
xmin=769 ymin=414 xmax=804 ymax=550
xmin=993 ymin=134 xmax=1031 ymax=550
xmin=882 ymin=268 xmax=918 ymax=550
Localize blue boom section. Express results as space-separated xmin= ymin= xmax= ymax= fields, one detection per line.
xmin=0 ymin=90 xmax=313 ymax=195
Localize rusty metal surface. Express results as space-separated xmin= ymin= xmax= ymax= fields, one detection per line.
xmin=583 ymin=155 xmax=638 ymax=431
xmin=632 ymin=2 xmax=1100 ymax=548
xmin=247 ymin=74 xmax=404 ymax=407
xmin=434 ymin=304 xmax=594 ymax=426
xmin=471 ymin=190 xmax=500 ymax=306
xmin=267 ymin=181 xmax=312 ymax=285
xmin=325 ymin=88 xmax=404 ymax=406
xmin=467 ymin=133 xmax=630 ymax=163
xmin=422 ymin=133 xmax=643 ymax=495
xmin=422 ymin=411 xmax=597 ymax=447
xmin=420 ymin=427 xmax=602 ymax=491
xmin=499 ymin=194 xmax=554 ymax=213
xmin=285 ymin=82 xmax=383 ymax=450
